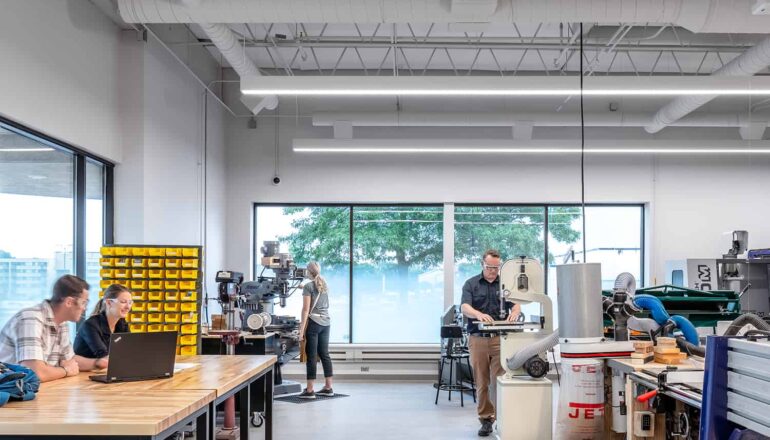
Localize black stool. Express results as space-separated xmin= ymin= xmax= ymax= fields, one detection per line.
xmin=434 ymin=326 xmax=476 ymax=407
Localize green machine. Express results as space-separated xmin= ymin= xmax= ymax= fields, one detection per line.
xmin=602 ymin=284 xmax=741 ymax=328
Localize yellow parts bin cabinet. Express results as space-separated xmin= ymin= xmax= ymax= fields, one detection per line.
xmin=182 ymin=248 xmax=199 ymax=257
xmin=146 ymin=258 xmax=164 ymax=268
xmin=165 ymin=270 xmax=180 ymax=279
xmin=165 ymin=281 xmax=179 ymax=290
xmin=148 ymin=270 xmax=165 ymax=279
xmin=148 ymin=248 xmax=166 ymax=257
xmin=181 ymin=259 xmax=199 ymax=268
xmin=180 ymin=324 xmax=197 ymax=334
xmin=164 ymin=313 xmax=180 ymax=323
xmin=181 ymin=270 xmax=198 ymax=280
xmin=180 ymin=303 xmax=196 ymax=313
xmin=181 ymin=312 xmax=198 ymax=324
xmin=148 ymin=280 xmax=164 ymax=290
xmin=180 ymin=346 xmax=197 ymax=356
xmin=131 ymin=302 xmax=146 ymax=312
xmin=165 ymin=291 xmax=180 ymax=301
xmin=130 ymin=324 xmax=146 ymax=333
xmin=164 ymin=324 xmax=179 ymax=333
xmin=99 ymin=258 xmax=115 ymax=267
xmin=148 ymin=291 xmax=164 ymax=301
xmin=114 ymin=269 xmax=130 ymax=279
xmin=130 ymin=258 xmax=148 ymax=268
xmin=147 ymin=313 xmax=163 ymax=323
xmin=130 ymin=280 xmax=148 ymax=290
xmin=114 ymin=258 xmax=130 ymax=268
xmin=165 ymin=248 xmax=183 ymax=257
xmin=165 ymin=259 xmax=182 ymax=269
xmin=164 ymin=303 xmax=180 ymax=313
xmin=130 ymin=247 xmax=149 ymax=257
xmin=146 ymin=302 xmax=163 ymax=313
xmin=179 ymin=281 xmax=196 ymax=290
xmin=99 ymin=269 xmax=114 ymax=279
xmin=179 ymin=335 xmax=197 ymax=346
xmin=132 ymin=291 xmax=147 ymax=301
xmin=131 ymin=269 xmax=148 ymax=279
xmin=180 ymin=291 xmax=197 ymax=302
xmin=100 ymin=246 xmax=115 ymax=256
xmin=147 ymin=324 xmax=163 ymax=333
xmin=129 ymin=313 xmax=146 ymax=323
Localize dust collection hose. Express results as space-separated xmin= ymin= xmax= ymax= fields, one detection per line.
xmin=505 ymin=330 xmax=559 ymax=372
xmin=676 ymin=337 xmax=706 ymax=358
xmin=614 ymin=272 xmax=637 ymax=296
xmin=633 ymin=294 xmax=670 ymax=325
xmin=724 ymin=313 xmax=770 ymax=336
xmin=669 ymin=315 xmax=699 ymax=345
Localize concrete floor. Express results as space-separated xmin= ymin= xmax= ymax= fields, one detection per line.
xmin=250 ymin=380 xmax=562 ymax=440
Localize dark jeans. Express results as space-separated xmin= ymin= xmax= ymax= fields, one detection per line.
xmin=305 ymin=319 xmax=333 ymax=380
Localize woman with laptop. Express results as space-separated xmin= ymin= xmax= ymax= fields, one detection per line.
xmin=297 ymin=261 xmax=335 ymax=399
xmin=74 ymin=284 xmax=132 ymax=367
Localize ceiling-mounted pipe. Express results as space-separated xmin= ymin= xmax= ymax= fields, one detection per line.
xmin=118 ymin=0 xmax=770 ymax=34
xmin=646 ymin=35 xmax=770 ymax=134
xmin=312 ymin=111 xmax=768 ymax=128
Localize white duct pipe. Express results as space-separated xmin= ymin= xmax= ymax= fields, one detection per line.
xmin=196 ymin=22 xmax=278 ymax=113
xmin=312 ymin=112 xmax=769 ymax=128
xmin=646 ymin=35 xmax=770 ymax=133
xmin=118 ymin=0 xmax=770 ymax=34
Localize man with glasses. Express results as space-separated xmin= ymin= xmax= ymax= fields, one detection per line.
xmin=0 ymin=275 xmax=107 ymax=382
xmin=461 ymin=249 xmax=521 ymax=437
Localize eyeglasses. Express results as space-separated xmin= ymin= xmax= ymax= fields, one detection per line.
xmin=75 ymin=298 xmax=90 ymax=307
xmin=483 ymin=264 xmax=501 ymax=271
xmin=108 ymin=299 xmax=134 ymax=306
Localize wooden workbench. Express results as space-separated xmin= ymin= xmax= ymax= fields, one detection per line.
xmin=0 ymin=355 xmax=277 ymax=440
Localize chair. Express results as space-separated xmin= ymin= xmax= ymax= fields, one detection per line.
xmin=434 ymin=325 xmax=476 ymax=407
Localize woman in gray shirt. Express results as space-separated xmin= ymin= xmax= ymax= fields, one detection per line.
xmin=298 ymin=261 xmax=334 ymax=399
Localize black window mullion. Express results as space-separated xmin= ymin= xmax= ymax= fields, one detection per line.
xmin=104 ymin=164 xmax=115 ymax=245
xmin=74 ymin=155 xmax=86 ymax=279
xmin=348 ymin=206 xmax=354 ymax=344
xmin=543 ymin=205 xmax=549 ymax=294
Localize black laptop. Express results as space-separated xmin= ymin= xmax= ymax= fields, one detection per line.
xmin=89 ymin=331 xmax=178 ymax=383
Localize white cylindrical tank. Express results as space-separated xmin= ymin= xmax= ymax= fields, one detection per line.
xmin=556 ymin=358 xmax=605 ymax=440
xmin=556 ymin=263 xmax=603 ymax=340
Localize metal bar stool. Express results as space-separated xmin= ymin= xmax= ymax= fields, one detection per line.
xmin=434 ymin=326 xmax=476 ymax=407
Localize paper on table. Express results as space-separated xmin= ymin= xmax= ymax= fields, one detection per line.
xmin=174 ymin=362 xmax=198 ymax=373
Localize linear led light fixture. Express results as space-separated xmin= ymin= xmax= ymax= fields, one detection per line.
xmin=243 ymin=76 xmax=770 ymax=96
xmin=292 ymin=139 xmax=770 ymax=154
xmin=0 ymin=148 xmax=55 ymax=152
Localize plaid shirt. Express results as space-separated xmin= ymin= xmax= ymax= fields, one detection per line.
xmin=0 ymin=300 xmax=75 ymax=366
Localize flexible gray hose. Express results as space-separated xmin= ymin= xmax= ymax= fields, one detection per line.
xmin=614 ymin=272 xmax=637 ymax=296
xmin=628 ymin=316 xmax=661 ymax=333
xmin=724 ymin=313 xmax=770 ymax=336
xmin=676 ymin=337 xmax=706 ymax=358
xmin=505 ymin=329 xmax=560 ymax=371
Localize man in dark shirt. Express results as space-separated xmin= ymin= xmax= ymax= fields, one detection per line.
xmin=461 ymin=249 xmax=521 ymax=437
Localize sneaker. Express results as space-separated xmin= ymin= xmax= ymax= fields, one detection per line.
xmin=478 ymin=419 xmax=493 ymax=437
xmin=316 ymin=387 xmax=334 ymax=397
xmin=298 ymin=389 xmax=316 ymax=399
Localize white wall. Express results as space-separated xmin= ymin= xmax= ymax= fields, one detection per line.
xmin=0 ymin=0 xmax=122 ymax=162
xmin=223 ymin=100 xmax=770 ymax=286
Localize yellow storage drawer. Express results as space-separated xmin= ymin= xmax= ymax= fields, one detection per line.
xmin=180 ymin=302 xmax=196 ymax=313
xmin=146 ymin=258 xmax=165 ymax=268
xmin=131 ymin=302 xmax=146 ymax=312
xmin=165 ymin=291 xmax=180 ymax=301
xmin=164 ymin=259 xmax=182 ymax=269
xmin=98 ymin=290 xmax=104 ymax=299
xmin=147 ymin=291 xmax=164 ymax=301
xmin=114 ymin=269 xmax=130 ymax=279
xmin=179 ymin=281 xmax=196 ymax=290
xmin=99 ymin=269 xmax=114 ymax=279
xmin=148 ymin=248 xmax=166 ymax=257
xmin=131 ymin=291 xmax=147 ymax=301
xmin=128 ymin=313 xmax=145 ymax=323
xmin=165 ymin=248 xmax=183 ymax=257
xmin=148 ymin=270 xmax=164 ymax=279
xmin=113 ymin=247 xmax=130 ymax=256
xmin=163 ymin=324 xmax=180 ymax=333
xmin=164 ymin=313 xmax=180 ymax=323
xmin=165 ymin=281 xmax=179 ymax=290
xmin=147 ymin=313 xmax=163 ymax=323
xmin=181 ymin=312 xmax=198 ymax=324
xmin=131 ymin=247 xmax=149 ymax=257
xmin=175 ymin=346 xmax=181 ymax=355
xmin=100 ymin=246 xmax=115 ymax=256
xmin=148 ymin=280 xmax=164 ymax=290
xmin=182 ymin=248 xmax=199 ymax=257
xmin=130 ymin=258 xmax=147 ymax=268
xmin=100 ymin=280 xmax=113 ymax=289
xmin=129 ymin=324 xmax=146 ymax=333
xmin=165 ymin=270 xmax=180 ymax=279
xmin=146 ymin=302 xmax=163 ymax=312
xmin=164 ymin=303 xmax=180 ymax=313
xmin=131 ymin=269 xmax=148 ymax=279
xmin=181 ymin=259 xmax=199 ymax=269
xmin=130 ymin=280 xmax=147 ymax=290
xmin=181 ymin=270 xmax=198 ymax=280
xmin=180 ymin=324 xmax=197 ymax=334
xmin=180 ymin=346 xmax=197 ymax=356
xmin=99 ymin=258 xmax=115 ymax=267
xmin=180 ymin=291 xmax=197 ymax=302
xmin=147 ymin=324 xmax=163 ymax=333
xmin=114 ymin=258 xmax=131 ymax=268
xmin=179 ymin=335 xmax=197 ymax=345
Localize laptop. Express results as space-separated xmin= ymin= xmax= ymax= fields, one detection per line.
xmin=89 ymin=331 xmax=178 ymax=383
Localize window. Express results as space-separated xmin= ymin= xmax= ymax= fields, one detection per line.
xmin=0 ymin=118 xmax=113 ymax=330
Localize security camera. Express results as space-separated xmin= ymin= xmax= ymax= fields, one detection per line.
xmin=272 ymin=175 xmax=281 ymax=186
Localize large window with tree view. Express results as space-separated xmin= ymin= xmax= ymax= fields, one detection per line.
xmin=255 ymin=204 xmax=643 ymax=344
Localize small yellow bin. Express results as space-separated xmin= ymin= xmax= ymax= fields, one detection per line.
xmin=131 ymin=302 xmax=146 ymax=312
xmin=181 ymin=312 xmax=198 ymax=324
xmin=164 ymin=259 xmax=182 ymax=269
xmin=146 ymin=302 xmax=163 ymax=313
xmin=100 ymin=246 xmax=115 ymax=256
xmin=180 ymin=346 xmax=197 ymax=356
xmin=165 ymin=270 xmax=180 ymax=279
xmin=179 ymin=335 xmax=197 ymax=345
xmin=113 ymin=258 xmax=130 ymax=268
xmin=113 ymin=247 xmax=130 ymax=256
xmin=148 ymin=270 xmax=164 ymax=279
xmin=176 ymin=346 xmax=181 ymax=355
xmin=147 ymin=313 xmax=163 ymax=323
xmin=164 ymin=303 xmax=180 ymax=313
xmin=180 ymin=291 xmax=197 ymax=302
xmin=131 ymin=291 xmax=147 ymax=301
xmin=181 ymin=270 xmax=198 ymax=280
xmin=146 ymin=258 xmax=165 ymax=268
xmin=98 ymin=290 xmax=104 ymax=299
xmin=99 ymin=269 xmax=114 ymax=279
xmin=148 ymin=280 xmax=164 ymax=290
xmin=165 ymin=248 xmax=183 ymax=257
xmin=114 ymin=269 xmax=130 ymax=279
xmin=148 ymin=248 xmax=166 ymax=257
xmin=165 ymin=281 xmax=179 ymax=290
xmin=147 ymin=324 xmax=163 ymax=333
xmin=181 ymin=259 xmax=199 ymax=269
xmin=99 ymin=280 xmax=113 ymax=289
xmin=99 ymin=258 xmax=115 ymax=267
xmin=130 ymin=258 xmax=147 ymax=268
xmin=131 ymin=247 xmax=149 ymax=257
xmin=164 ymin=313 xmax=180 ymax=323
xmin=148 ymin=291 xmax=164 ymax=301
xmin=165 ymin=291 xmax=180 ymax=301
xmin=129 ymin=324 xmax=146 ymax=333
xmin=131 ymin=269 xmax=148 ymax=279
xmin=182 ymin=248 xmax=199 ymax=257
xmin=179 ymin=281 xmax=196 ymax=290
xmin=180 ymin=303 xmax=196 ymax=313
xmin=164 ymin=324 xmax=180 ymax=333
xmin=129 ymin=313 xmax=145 ymax=323
xmin=130 ymin=280 xmax=147 ymax=290
xmin=180 ymin=324 xmax=197 ymax=334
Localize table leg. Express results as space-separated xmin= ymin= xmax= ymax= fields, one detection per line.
xmin=197 ymin=404 xmax=210 ymax=440
xmin=239 ymin=382 xmax=250 ymax=440
xmin=265 ymin=367 xmax=274 ymax=440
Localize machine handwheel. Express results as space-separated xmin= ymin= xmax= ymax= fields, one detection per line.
xmin=251 ymin=412 xmax=265 ymax=428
